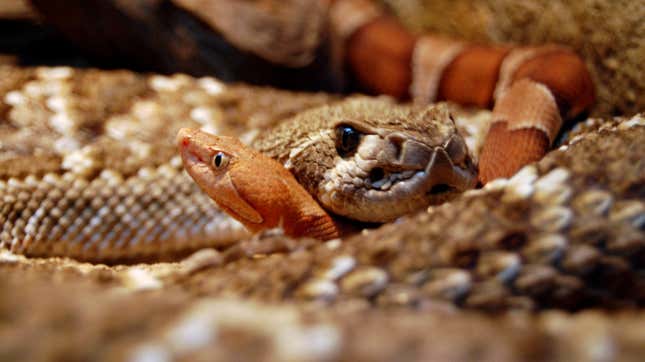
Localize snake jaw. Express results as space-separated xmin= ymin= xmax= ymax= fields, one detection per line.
xmin=318 ymin=131 xmax=477 ymax=223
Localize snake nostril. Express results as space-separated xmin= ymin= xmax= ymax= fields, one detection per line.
xmin=428 ymin=183 xmax=454 ymax=195
xmin=369 ymin=168 xmax=386 ymax=183
xmin=387 ymin=134 xmax=405 ymax=160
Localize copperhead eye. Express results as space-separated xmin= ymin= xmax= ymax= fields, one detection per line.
xmin=335 ymin=124 xmax=361 ymax=157
xmin=212 ymin=152 xmax=229 ymax=169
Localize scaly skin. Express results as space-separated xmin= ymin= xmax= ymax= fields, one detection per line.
xmin=252 ymin=98 xmax=477 ymax=223
xmin=28 ymin=0 xmax=596 ymax=183
xmin=331 ymin=0 xmax=596 ymax=183
xmin=0 ymin=68 xmax=476 ymax=259
xmin=177 ymin=128 xmax=341 ymax=240
xmin=0 ymin=66 xmax=644 ymax=362
xmin=27 ymin=0 xmax=592 ymax=184
xmin=0 ymin=67 xmax=338 ymax=261
xmin=176 ymin=101 xmax=477 ymax=238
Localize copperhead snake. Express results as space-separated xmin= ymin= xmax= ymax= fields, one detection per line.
xmin=172 ymin=0 xmax=596 ymax=240
xmin=0 ymin=0 xmax=641 ymax=314
xmin=1 ymin=55 xmax=645 ymax=362
xmin=0 ymin=2 xmax=643 ymax=359
xmin=0 ymin=0 xmax=627 ymax=261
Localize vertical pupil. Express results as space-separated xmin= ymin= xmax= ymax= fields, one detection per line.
xmin=214 ymin=154 xmax=222 ymax=167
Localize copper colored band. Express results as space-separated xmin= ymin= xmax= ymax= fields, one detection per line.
xmin=511 ymin=49 xmax=596 ymax=120
xmin=410 ymin=36 xmax=465 ymax=104
xmin=478 ymin=122 xmax=549 ymax=184
xmin=436 ymin=45 xmax=511 ymax=108
xmin=494 ymin=45 xmax=566 ymax=100
xmin=346 ymin=17 xmax=416 ymax=97
xmin=492 ymin=78 xmax=563 ymax=143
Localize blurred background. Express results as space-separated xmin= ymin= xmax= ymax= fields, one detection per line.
xmin=0 ymin=0 xmax=642 ymax=116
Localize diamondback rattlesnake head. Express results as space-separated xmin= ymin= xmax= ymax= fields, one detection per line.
xmin=252 ymin=98 xmax=477 ymax=223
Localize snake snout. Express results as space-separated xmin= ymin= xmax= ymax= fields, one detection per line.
xmin=425 ymin=144 xmax=477 ymax=198
xmin=362 ymin=135 xmax=435 ymax=190
xmin=395 ymin=138 xmax=434 ymax=170
xmin=443 ymin=134 xmax=470 ymax=168
xmin=176 ymin=128 xmax=195 ymax=148
xmin=318 ymin=129 xmax=476 ymax=223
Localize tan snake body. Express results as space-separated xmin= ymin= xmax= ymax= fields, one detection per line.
xmin=0 ymin=66 xmax=333 ymax=261
xmin=0 ymin=65 xmax=644 ymax=361
xmin=0 ymin=2 xmax=642 ymax=360
xmin=0 ymin=64 xmax=642 ymax=311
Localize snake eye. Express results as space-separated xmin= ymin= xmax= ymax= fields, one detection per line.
xmin=211 ymin=152 xmax=229 ymax=169
xmin=335 ymin=125 xmax=361 ymax=157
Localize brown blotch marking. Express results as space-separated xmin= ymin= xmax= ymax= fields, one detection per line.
xmin=451 ymin=248 xmax=481 ymax=269
xmin=437 ymin=45 xmax=511 ymax=108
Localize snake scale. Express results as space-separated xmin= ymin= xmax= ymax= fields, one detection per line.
xmin=0 ymin=65 xmax=644 ymax=360
xmin=29 ymin=0 xmax=597 ymax=185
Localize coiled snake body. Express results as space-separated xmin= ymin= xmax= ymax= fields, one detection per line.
xmin=1 ymin=1 xmax=643 ymax=359
xmin=0 ymin=65 xmax=644 ymax=359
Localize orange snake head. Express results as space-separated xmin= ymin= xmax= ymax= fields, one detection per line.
xmin=180 ymin=100 xmax=478 ymax=228
xmin=177 ymin=128 xmax=341 ymax=239
xmin=177 ymin=128 xmax=264 ymax=226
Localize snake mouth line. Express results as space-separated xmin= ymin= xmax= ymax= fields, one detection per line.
xmin=318 ymin=137 xmax=477 ymax=223
xmin=180 ymin=150 xmax=203 ymax=166
xmin=360 ymin=144 xmax=474 ymax=195
xmin=427 ymin=183 xmax=456 ymax=195
xmin=367 ymin=167 xmax=422 ymax=191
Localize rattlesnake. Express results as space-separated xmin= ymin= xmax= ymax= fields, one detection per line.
xmin=0 ymin=1 xmax=642 ymax=360
xmin=0 ymin=65 xmax=484 ymax=260
xmin=0 ymin=63 xmax=642 ymax=294
xmin=29 ymin=0 xmax=596 ymax=184
xmin=0 ymin=65 xmax=644 ymax=359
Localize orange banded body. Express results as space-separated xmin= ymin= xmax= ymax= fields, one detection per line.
xmin=331 ymin=0 xmax=596 ymax=183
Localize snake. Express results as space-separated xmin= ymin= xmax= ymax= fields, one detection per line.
xmin=176 ymin=98 xmax=476 ymax=239
xmin=250 ymin=98 xmax=477 ymax=223
xmin=0 ymin=61 xmax=641 ymax=268
xmin=0 ymin=64 xmax=480 ymax=260
xmin=1 ymin=1 xmax=643 ymax=359
xmin=0 ymin=64 xmax=644 ymax=358
xmin=28 ymin=0 xmax=596 ymax=184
